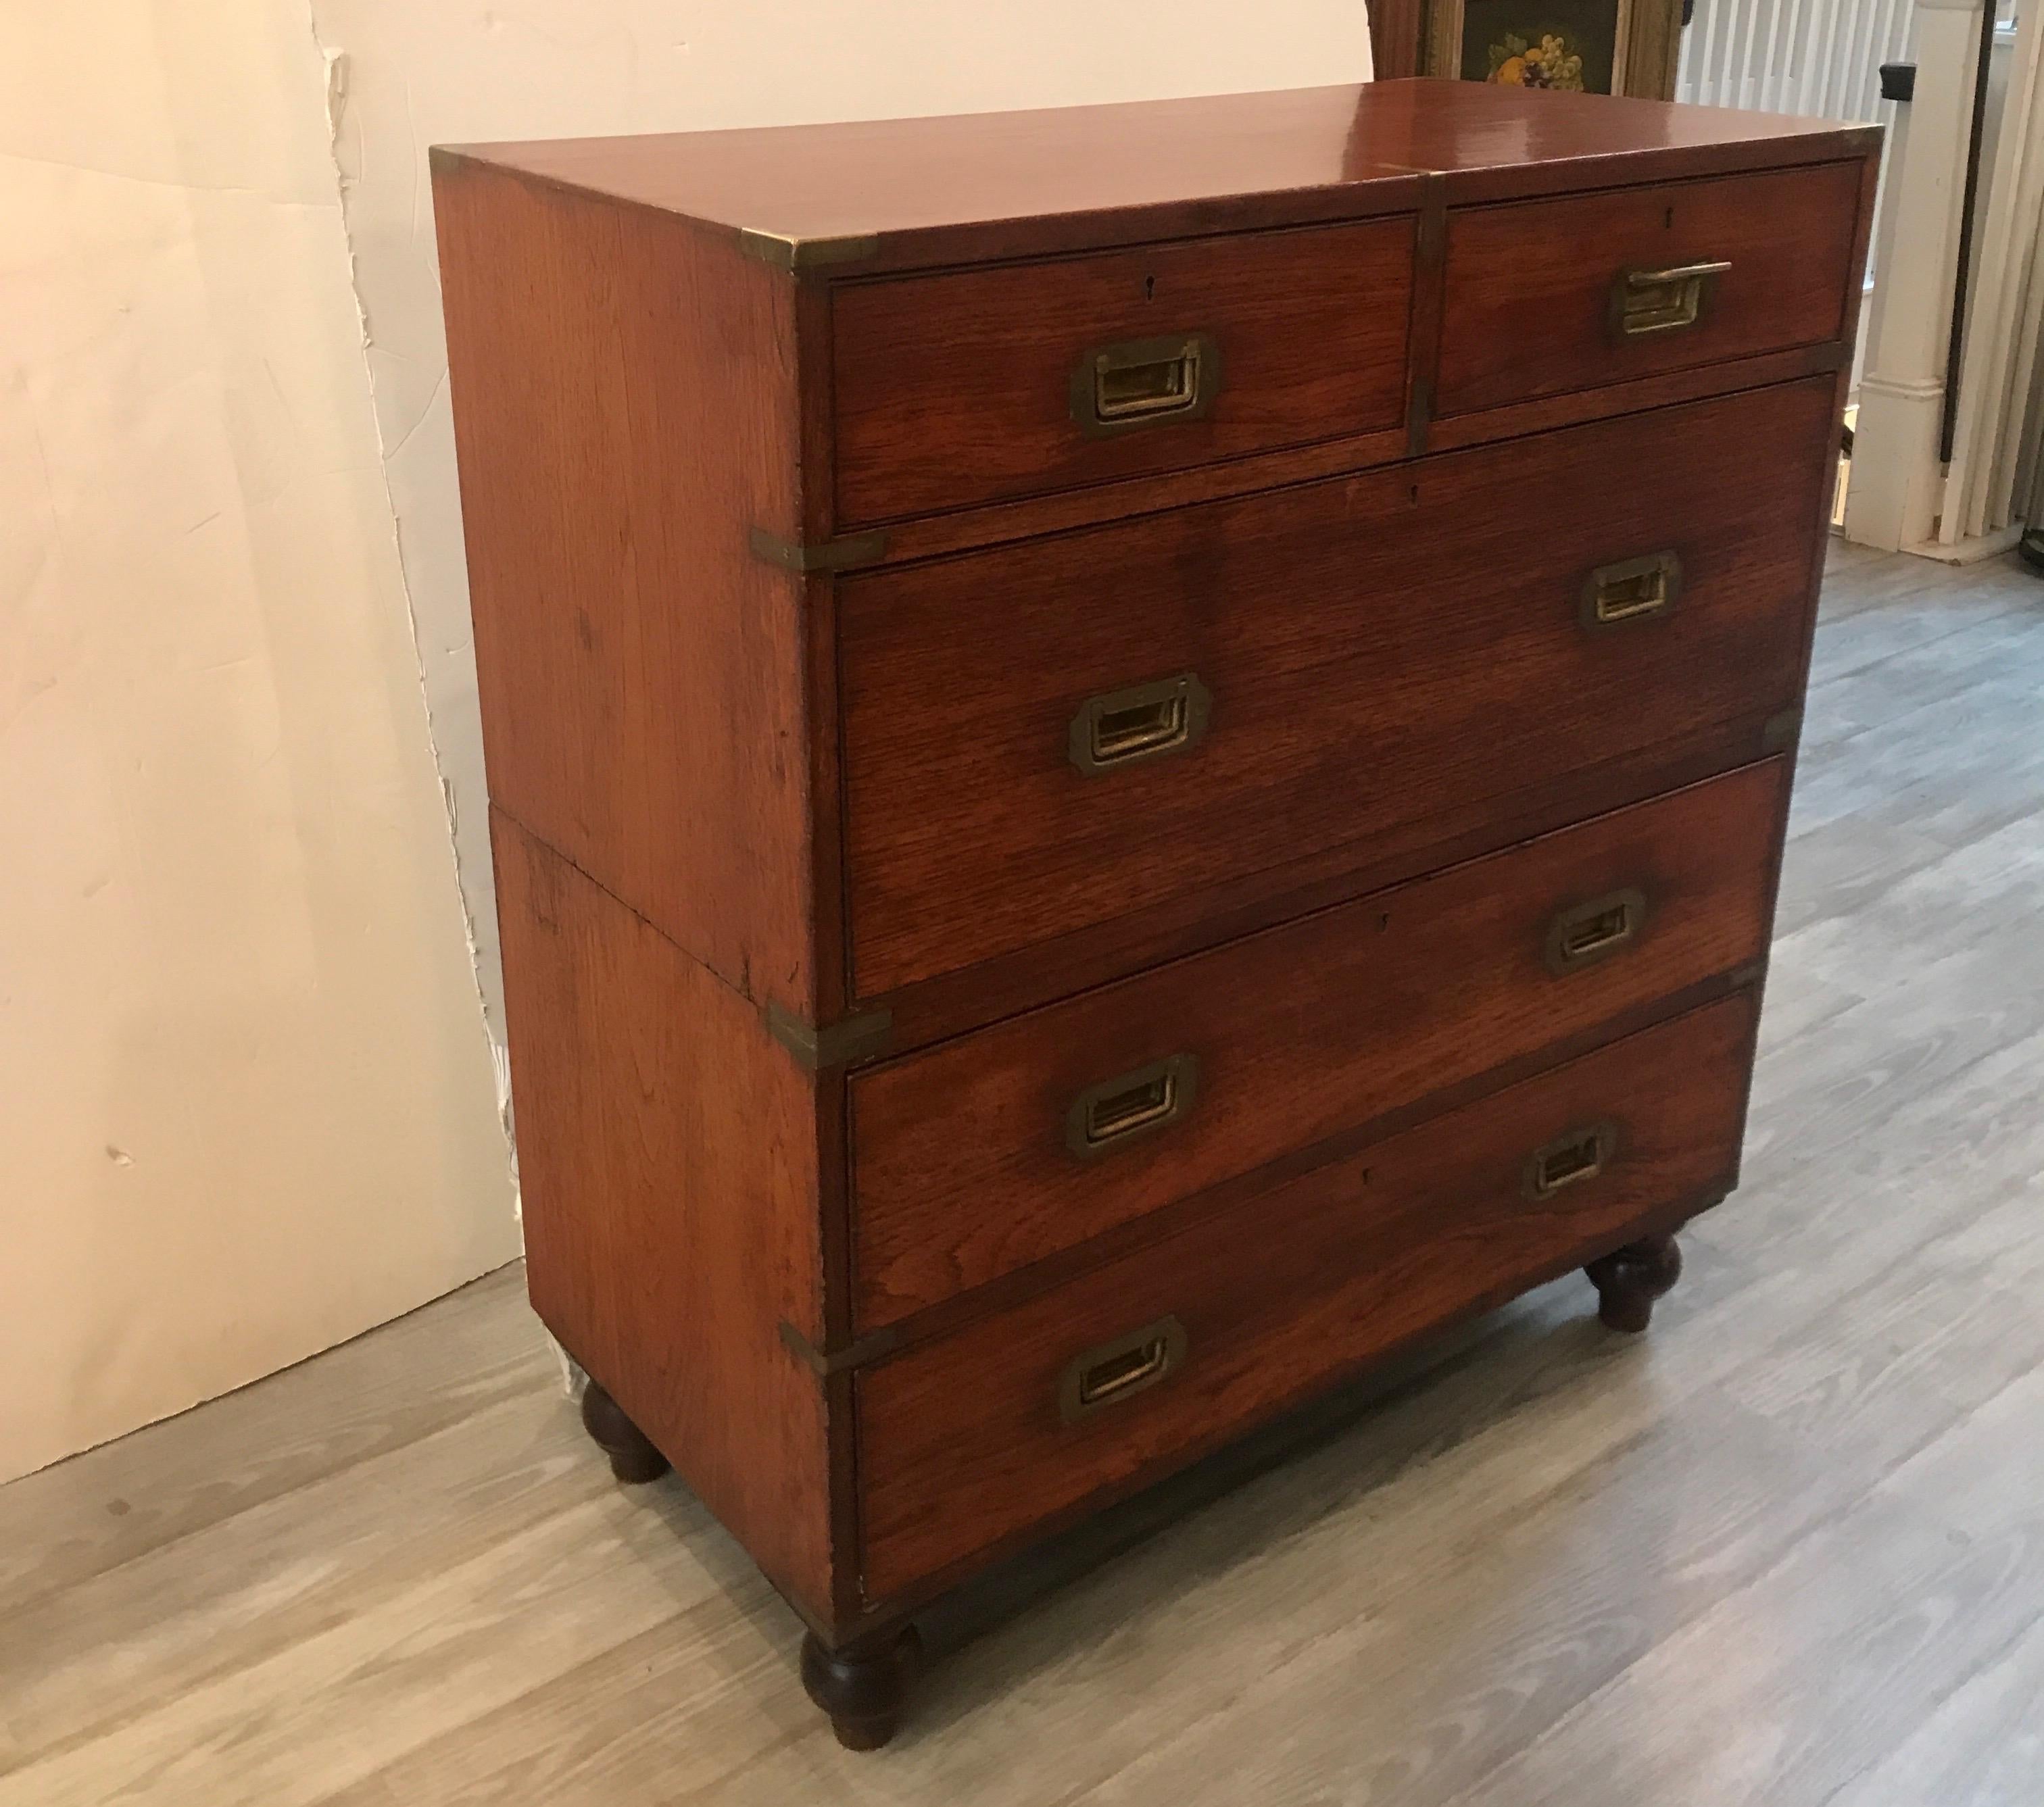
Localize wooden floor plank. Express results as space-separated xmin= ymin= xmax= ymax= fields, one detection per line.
xmin=1432 ymin=1362 xmax=2044 ymax=1807
xmin=1803 ymin=601 xmax=2044 ymax=751
xmin=1788 ymin=677 xmax=2044 ymax=852
xmin=0 ymin=1263 xmax=539 ymax=1616
xmin=1825 ymin=1610 xmax=2044 ymax=1807
xmin=1 ymin=1389 xmax=604 ymax=1777
xmin=0 ymin=1497 xmax=727 ymax=1807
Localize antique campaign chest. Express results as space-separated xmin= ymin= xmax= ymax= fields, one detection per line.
xmin=433 ymin=79 xmax=1877 ymax=1748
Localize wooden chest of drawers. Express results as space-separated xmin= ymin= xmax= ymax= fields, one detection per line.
xmin=433 ymin=79 xmax=1877 ymax=1749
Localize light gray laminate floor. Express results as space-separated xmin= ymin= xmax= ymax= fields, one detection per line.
xmin=6 ymin=541 xmax=2044 ymax=1806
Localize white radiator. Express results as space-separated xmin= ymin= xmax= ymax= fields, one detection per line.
xmin=1676 ymin=0 xmax=1918 ymax=121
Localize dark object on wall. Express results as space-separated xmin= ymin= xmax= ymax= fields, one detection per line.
xmin=433 ymin=80 xmax=1880 ymax=1748
xmin=1417 ymin=0 xmax=1685 ymax=95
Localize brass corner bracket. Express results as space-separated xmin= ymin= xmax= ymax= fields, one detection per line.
xmin=748 ymin=526 xmax=888 ymax=575
xmin=779 ymin=1318 xmax=902 ymax=1377
xmin=736 ymin=228 xmax=881 ymax=274
xmin=766 ymin=1002 xmax=894 ymax=1072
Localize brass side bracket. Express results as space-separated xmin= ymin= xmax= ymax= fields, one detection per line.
xmin=779 ymin=1319 xmax=902 ymax=1376
xmin=737 ymin=228 xmax=881 ymax=274
xmin=748 ymin=526 xmax=888 ymax=574
xmin=767 ymin=1002 xmax=893 ymax=1071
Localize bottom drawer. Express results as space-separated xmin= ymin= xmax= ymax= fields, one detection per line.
xmin=855 ymin=991 xmax=1757 ymax=1603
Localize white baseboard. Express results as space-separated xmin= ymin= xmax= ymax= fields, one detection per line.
xmin=1901 ymin=522 xmax=2026 ymax=564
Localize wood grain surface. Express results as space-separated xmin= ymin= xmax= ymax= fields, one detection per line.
xmin=856 ymin=993 xmax=1755 ymax=1600
xmin=435 ymin=158 xmax=823 ymax=1018
xmin=435 ymin=82 xmax=1874 ymax=274
xmin=849 ymin=760 xmax=1784 ymax=1331
xmin=1435 ymin=159 xmax=1865 ymax=418
xmin=831 ymin=216 xmax=1415 ymax=524
xmin=6 ymin=538 xmax=2041 ymax=1807
xmin=840 ymin=376 xmax=1835 ymax=995
xmin=492 ymin=812 xmax=835 ymax=1622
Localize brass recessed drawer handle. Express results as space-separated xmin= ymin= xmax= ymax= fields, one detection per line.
xmin=1069 ymin=673 xmax=1212 ymax=775
xmin=1071 ymin=332 xmax=1222 ymax=435
xmin=1545 ymin=887 xmax=1649 ymax=974
xmin=1613 ymin=259 xmax=1732 ymax=336
xmin=1059 ymin=1316 xmax=1188 ymax=1422
xmin=1065 ymin=1053 xmax=1200 ymax=1159
xmin=1524 ymin=1121 xmax=1619 ymax=1200
xmin=1581 ymin=552 xmax=1682 ymax=629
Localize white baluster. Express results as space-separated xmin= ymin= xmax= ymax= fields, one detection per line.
xmin=1695 ymin=0 xmax=1734 ymax=105
xmin=1759 ymin=0 xmax=1791 ymax=110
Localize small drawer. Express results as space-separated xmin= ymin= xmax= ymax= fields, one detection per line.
xmin=848 ymin=757 xmax=1783 ymax=1331
xmin=839 ymin=375 xmax=1834 ymax=997
xmin=1433 ymin=160 xmax=1864 ymax=420
xmin=829 ymin=217 xmax=1415 ymax=526
xmin=855 ymin=991 xmax=1756 ymax=1601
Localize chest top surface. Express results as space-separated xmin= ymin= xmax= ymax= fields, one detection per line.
xmin=434 ymin=79 xmax=1877 ymax=271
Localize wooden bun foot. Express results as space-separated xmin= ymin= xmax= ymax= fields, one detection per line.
xmin=800 ymin=1626 xmax=921 ymax=1751
xmin=580 ymin=1379 xmax=670 ymax=1484
xmin=1584 ymin=1233 xmax=1683 ymax=1333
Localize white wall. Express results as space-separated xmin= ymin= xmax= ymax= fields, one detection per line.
xmin=306 ymin=0 xmax=1378 ymax=1038
xmin=0 ymin=3 xmax=518 ymax=1483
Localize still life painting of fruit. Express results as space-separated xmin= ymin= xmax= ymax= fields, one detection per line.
xmin=1488 ymin=31 xmax=1588 ymax=87
xmin=1450 ymin=0 xmax=1625 ymax=95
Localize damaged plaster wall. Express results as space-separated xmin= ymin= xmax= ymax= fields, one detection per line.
xmin=303 ymin=0 xmax=1378 ymax=1049
xmin=0 ymin=3 xmax=520 ymax=1481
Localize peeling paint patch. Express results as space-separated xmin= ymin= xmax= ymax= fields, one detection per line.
xmin=305 ymin=8 xmax=518 ymax=1212
xmin=322 ymin=47 xmax=349 ymax=138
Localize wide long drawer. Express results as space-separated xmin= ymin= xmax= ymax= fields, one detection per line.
xmin=856 ymin=991 xmax=1756 ymax=1602
xmin=837 ymin=375 xmax=1834 ymax=999
xmin=831 ymin=216 xmax=1416 ymax=526
xmin=848 ymin=758 xmax=1783 ymax=1331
